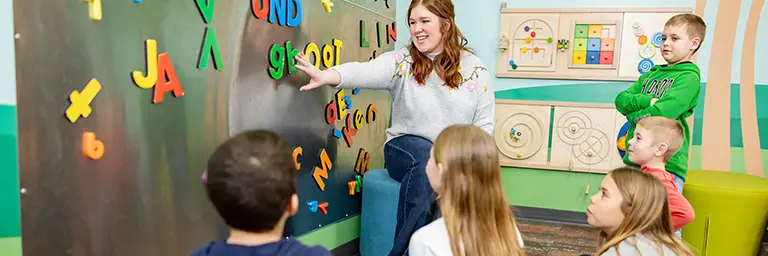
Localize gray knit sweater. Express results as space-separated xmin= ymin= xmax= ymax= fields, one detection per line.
xmin=330 ymin=48 xmax=495 ymax=143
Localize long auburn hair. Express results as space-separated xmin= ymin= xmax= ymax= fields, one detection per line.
xmin=597 ymin=167 xmax=694 ymax=255
xmin=432 ymin=125 xmax=525 ymax=256
xmin=407 ymin=0 xmax=471 ymax=89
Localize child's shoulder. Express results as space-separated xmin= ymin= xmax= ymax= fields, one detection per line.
xmin=602 ymin=234 xmax=677 ymax=255
xmin=189 ymin=238 xmax=331 ymax=256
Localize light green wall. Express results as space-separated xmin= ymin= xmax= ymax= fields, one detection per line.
xmin=503 ymin=146 xmax=768 ymax=212
xmin=0 ymin=0 xmax=20 ymax=254
xmin=297 ymin=215 xmax=361 ymax=250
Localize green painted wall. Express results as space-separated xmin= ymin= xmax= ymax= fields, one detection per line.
xmin=0 ymin=105 xmax=20 ymax=255
xmin=297 ymin=215 xmax=361 ymax=250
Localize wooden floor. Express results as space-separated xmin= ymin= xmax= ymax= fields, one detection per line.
xmin=517 ymin=218 xmax=600 ymax=256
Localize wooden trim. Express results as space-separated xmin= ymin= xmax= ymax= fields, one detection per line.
xmin=495 ymin=99 xmax=614 ymax=109
xmin=500 ymin=161 xmax=612 ymax=174
xmin=496 ymin=72 xmax=638 ymax=81
xmin=501 ymin=8 xmax=693 ymax=13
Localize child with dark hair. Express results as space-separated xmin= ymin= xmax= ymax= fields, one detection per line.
xmin=191 ymin=130 xmax=331 ymax=256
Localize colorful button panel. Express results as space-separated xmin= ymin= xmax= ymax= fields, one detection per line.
xmin=600 ymin=51 xmax=614 ymax=64
xmin=588 ymin=25 xmax=603 ymax=38
xmin=586 ymin=51 xmax=600 ymax=64
xmin=573 ymin=50 xmax=587 ymax=64
xmin=574 ymin=24 xmax=589 ymax=38
xmin=587 ymin=38 xmax=601 ymax=51
xmin=600 ymin=38 xmax=615 ymax=51
xmin=573 ymin=38 xmax=587 ymax=51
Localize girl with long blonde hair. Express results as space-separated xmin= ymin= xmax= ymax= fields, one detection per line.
xmin=294 ymin=0 xmax=494 ymax=255
xmin=588 ymin=167 xmax=694 ymax=255
xmin=408 ymin=125 xmax=525 ymax=256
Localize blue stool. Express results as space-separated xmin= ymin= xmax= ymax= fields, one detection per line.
xmin=360 ymin=169 xmax=401 ymax=256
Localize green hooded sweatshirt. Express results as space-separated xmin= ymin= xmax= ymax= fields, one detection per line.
xmin=615 ymin=61 xmax=701 ymax=181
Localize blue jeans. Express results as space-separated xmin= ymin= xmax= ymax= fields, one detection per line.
xmin=674 ymin=173 xmax=684 ymax=239
xmin=384 ymin=135 xmax=435 ymax=256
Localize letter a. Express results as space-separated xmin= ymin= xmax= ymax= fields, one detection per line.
xmin=153 ymin=53 xmax=185 ymax=104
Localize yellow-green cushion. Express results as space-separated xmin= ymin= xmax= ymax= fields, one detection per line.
xmin=682 ymin=170 xmax=768 ymax=256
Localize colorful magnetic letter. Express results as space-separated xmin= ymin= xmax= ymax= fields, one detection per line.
xmin=355 ymin=174 xmax=363 ymax=192
xmin=82 ymin=132 xmax=104 ymax=160
xmin=195 ymin=0 xmax=215 ymax=23
xmin=348 ymin=181 xmax=356 ymax=195
xmin=360 ymin=20 xmax=370 ymax=47
xmin=352 ymin=88 xmax=360 ymax=95
xmin=344 ymin=95 xmax=352 ymax=109
xmin=308 ymin=201 xmax=319 ymax=212
xmin=286 ymin=0 xmax=302 ymax=27
xmin=198 ymin=27 xmax=224 ymax=70
xmin=366 ymin=104 xmax=377 ymax=123
xmin=332 ymin=39 xmax=343 ymax=66
xmin=153 ymin=53 xmax=185 ymax=104
xmin=354 ymin=148 xmax=370 ymax=174
xmin=85 ymin=0 xmax=102 ymax=21
xmin=66 ymin=78 xmax=102 ymax=123
xmin=318 ymin=202 xmax=329 ymax=214
xmin=353 ymin=109 xmax=364 ymax=129
xmin=304 ymin=43 xmax=321 ymax=68
xmin=322 ymin=44 xmax=333 ymax=68
xmin=376 ymin=22 xmax=382 ymax=48
xmin=268 ymin=43 xmax=285 ymax=79
xmin=133 ymin=39 xmax=158 ymax=89
xmin=335 ymin=89 xmax=347 ymax=119
xmin=321 ymin=0 xmax=333 ymax=12
xmin=387 ymin=22 xmax=397 ymax=44
xmin=286 ymin=41 xmax=300 ymax=74
xmin=252 ymin=0 xmax=269 ymax=19
xmin=342 ymin=114 xmax=357 ymax=147
xmin=293 ymin=146 xmax=303 ymax=170
xmin=325 ymin=100 xmax=338 ymax=124
xmin=333 ymin=129 xmax=342 ymax=138
xmin=313 ymin=149 xmax=332 ymax=191
xmin=269 ymin=0 xmax=287 ymax=26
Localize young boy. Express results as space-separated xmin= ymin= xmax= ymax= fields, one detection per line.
xmin=192 ymin=130 xmax=331 ymax=256
xmin=615 ymin=13 xmax=707 ymax=190
xmin=627 ymin=116 xmax=695 ymax=232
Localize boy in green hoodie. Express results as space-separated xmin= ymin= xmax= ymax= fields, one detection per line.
xmin=615 ymin=13 xmax=706 ymax=190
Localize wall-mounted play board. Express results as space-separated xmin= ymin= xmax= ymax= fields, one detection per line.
xmin=13 ymin=0 xmax=395 ymax=254
xmin=494 ymin=100 xmax=629 ymax=174
xmin=497 ymin=8 xmax=692 ymax=81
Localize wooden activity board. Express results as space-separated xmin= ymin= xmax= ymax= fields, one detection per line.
xmin=494 ymin=100 xmax=630 ymax=174
xmin=496 ymin=8 xmax=692 ymax=81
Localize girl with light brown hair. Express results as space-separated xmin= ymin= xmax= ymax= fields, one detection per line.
xmin=588 ymin=167 xmax=694 ymax=255
xmin=408 ymin=124 xmax=525 ymax=256
xmin=294 ymin=0 xmax=494 ymax=255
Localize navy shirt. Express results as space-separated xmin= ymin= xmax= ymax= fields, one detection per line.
xmin=191 ymin=238 xmax=332 ymax=256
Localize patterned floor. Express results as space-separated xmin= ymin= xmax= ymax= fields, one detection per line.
xmin=516 ymin=218 xmax=600 ymax=256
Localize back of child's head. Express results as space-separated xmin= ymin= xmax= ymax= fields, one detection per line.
xmin=665 ymin=13 xmax=707 ymax=53
xmin=637 ymin=116 xmax=685 ymax=162
xmin=432 ymin=124 xmax=524 ymax=256
xmin=205 ymin=130 xmax=296 ymax=233
xmin=598 ymin=167 xmax=693 ymax=255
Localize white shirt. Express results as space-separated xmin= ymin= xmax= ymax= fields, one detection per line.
xmin=600 ymin=233 xmax=678 ymax=256
xmin=408 ymin=217 xmax=525 ymax=256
